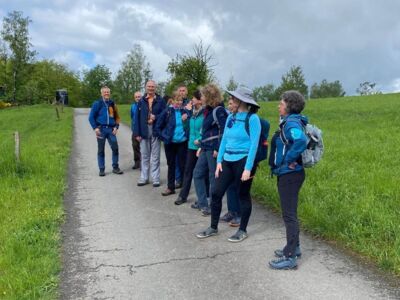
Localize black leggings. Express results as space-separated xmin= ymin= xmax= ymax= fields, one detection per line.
xmin=211 ymin=157 xmax=256 ymax=232
xmin=277 ymin=170 xmax=305 ymax=258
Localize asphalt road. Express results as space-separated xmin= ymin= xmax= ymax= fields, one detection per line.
xmin=60 ymin=108 xmax=400 ymax=300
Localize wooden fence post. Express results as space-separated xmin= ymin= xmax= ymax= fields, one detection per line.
xmin=14 ymin=131 xmax=20 ymax=163
xmin=55 ymin=106 xmax=60 ymax=120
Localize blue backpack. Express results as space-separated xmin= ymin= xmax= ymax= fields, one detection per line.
xmin=244 ymin=113 xmax=270 ymax=164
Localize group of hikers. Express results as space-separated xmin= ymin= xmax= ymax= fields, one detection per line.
xmin=88 ymin=80 xmax=309 ymax=270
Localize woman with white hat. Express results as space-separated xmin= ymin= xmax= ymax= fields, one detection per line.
xmin=196 ymin=87 xmax=262 ymax=242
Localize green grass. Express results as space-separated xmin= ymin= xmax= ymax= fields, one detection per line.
xmin=253 ymin=93 xmax=400 ymax=275
xmin=0 ymin=105 xmax=73 ymax=299
xmin=118 ymin=95 xmax=400 ymax=275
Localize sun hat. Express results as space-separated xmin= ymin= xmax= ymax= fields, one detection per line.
xmin=226 ymin=86 xmax=259 ymax=108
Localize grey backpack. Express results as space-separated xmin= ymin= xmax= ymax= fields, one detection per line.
xmin=281 ymin=120 xmax=324 ymax=168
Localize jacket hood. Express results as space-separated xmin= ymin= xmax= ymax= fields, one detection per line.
xmin=282 ymin=114 xmax=308 ymax=126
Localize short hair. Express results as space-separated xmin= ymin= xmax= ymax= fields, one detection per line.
xmin=200 ymin=83 xmax=222 ymax=107
xmin=146 ymin=80 xmax=157 ymax=87
xmin=193 ymin=89 xmax=201 ymax=101
xmin=173 ymin=91 xmax=183 ymax=103
xmin=281 ymin=90 xmax=305 ymax=114
xmin=100 ymin=86 xmax=110 ymax=92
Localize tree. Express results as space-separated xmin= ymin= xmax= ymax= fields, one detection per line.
xmin=253 ymin=83 xmax=276 ymax=101
xmin=356 ymin=81 xmax=381 ymax=96
xmin=82 ymin=64 xmax=112 ymax=106
xmin=275 ymin=65 xmax=308 ymax=99
xmin=113 ymin=44 xmax=152 ymax=103
xmin=21 ymin=60 xmax=83 ymax=105
xmin=1 ymin=11 xmax=36 ymax=103
xmin=224 ymin=75 xmax=238 ymax=101
xmin=310 ymin=79 xmax=345 ymax=99
xmin=166 ymin=40 xmax=215 ymax=96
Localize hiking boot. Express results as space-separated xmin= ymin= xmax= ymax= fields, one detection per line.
xmin=153 ymin=182 xmax=160 ymax=187
xmin=201 ymin=207 xmax=211 ymax=216
xmin=196 ymin=227 xmax=218 ymax=239
xmin=112 ymin=167 xmax=124 ymax=174
xmin=220 ymin=211 xmax=235 ymax=222
xmin=269 ymin=256 xmax=297 ymax=270
xmin=137 ymin=180 xmax=149 ymax=186
xmin=274 ymin=246 xmax=302 ymax=258
xmin=229 ymin=216 xmax=241 ymax=227
xmin=174 ymin=197 xmax=187 ymax=205
xmin=228 ymin=229 xmax=248 ymax=243
xmin=161 ymin=188 xmax=175 ymax=196
xmin=175 ymin=181 xmax=182 ymax=189
xmin=99 ymin=169 xmax=105 ymax=177
xmin=191 ymin=202 xmax=200 ymax=210
xmin=132 ymin=162 xmax=140 ymax=169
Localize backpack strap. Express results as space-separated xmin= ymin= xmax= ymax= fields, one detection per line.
xmin=212 ymin=106 xmax=222 ymax=129
xmin=244 ymin=112 xmax=253 ymax=136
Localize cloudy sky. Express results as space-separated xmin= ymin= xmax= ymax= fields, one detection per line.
xmin=1 ymin=0 xmax=400 ymax=95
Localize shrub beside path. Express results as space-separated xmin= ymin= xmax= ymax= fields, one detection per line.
xmin=60 ymin=108 xmax=399 ymax=299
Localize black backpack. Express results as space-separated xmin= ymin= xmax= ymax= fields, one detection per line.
xmin=244 ymin=113 xmax=270 ymax=164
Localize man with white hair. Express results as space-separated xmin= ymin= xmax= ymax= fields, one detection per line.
xmin=133 ymin=80 xmax=166 ymax=187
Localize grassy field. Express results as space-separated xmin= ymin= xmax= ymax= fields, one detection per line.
xmin=0 ymin=105 xmax=73 ymax=299
xmin=118 ymin=93 xmax=400 ymax=275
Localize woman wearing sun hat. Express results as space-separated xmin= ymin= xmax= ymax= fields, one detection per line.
xmin=196 ymin=87 xmax=262 ymax=242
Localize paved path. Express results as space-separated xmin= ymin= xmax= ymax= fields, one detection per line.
xmin=61 ymin=108 xmax=399 ymax=300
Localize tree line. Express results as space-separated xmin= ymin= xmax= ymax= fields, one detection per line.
xmin=0 ymin=10 xmax=381 ymax=107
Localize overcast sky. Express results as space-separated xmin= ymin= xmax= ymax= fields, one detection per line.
xmin=1 ymin=0 xmax=400 ymax=95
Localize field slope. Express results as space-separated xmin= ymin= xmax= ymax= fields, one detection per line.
xmin=0 ymin=105 xmax=73 ymax=299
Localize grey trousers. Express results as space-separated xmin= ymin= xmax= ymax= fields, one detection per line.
xmin=139 ymin=125 xmax=161 ymax=183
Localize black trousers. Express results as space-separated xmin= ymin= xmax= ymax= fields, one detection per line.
xmin=164 ymin=141 xmax=187 ymax=191
xmin=131 ymin=133 xmax=141 ymax=164
xmin=277 ymin=170 xmax=305 ymax=258
xmin=179 ymin=149 xmax=198 ymax=200
xmin=211 ymin=157 xmax=256 ymax=232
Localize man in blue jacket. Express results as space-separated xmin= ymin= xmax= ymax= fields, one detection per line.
xmin=88 ymin=86 xmax=123 ymax=176
xmin=131 ymin=91 xmax=142 ymax=169
xmin=133 ymin=80 xmax=166 ymax=187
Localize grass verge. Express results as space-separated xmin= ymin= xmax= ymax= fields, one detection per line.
xmin=0 ymin=105 xmax=73 ymax=299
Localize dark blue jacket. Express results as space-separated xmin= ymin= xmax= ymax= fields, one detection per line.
xmin=200 ymin=104 xmax=228 ymax=151
xmin=154 ymin=106 xmax=189 ymax=144
xmin=133 ymin=94 xmax=166 ymax=138
xmin=270 ymin=114 xmax=308 ymax=176
xmin=88 ymin=98 xmax=120 ymax=129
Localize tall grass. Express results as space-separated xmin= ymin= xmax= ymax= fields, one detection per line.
xmin=0 ymin=105 xmax=73 ymax=299
xmin=117 ymin=95 xmax=400 ymax=275
xmin=253 ymin=93 xmax=400 ymax=275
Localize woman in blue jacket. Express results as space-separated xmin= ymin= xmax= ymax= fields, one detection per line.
xmin=155 ymin=93 xmax=189 ymax=196
xmin=268 ymin=90 xmax=308 ymax=270
xmin=196 ymin=87 xmax=261 ymax=242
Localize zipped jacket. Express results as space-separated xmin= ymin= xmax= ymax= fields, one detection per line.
xmin=154 ymin=106 xmax=189 ymax=144
xmin=270 ymin=114 xmax=308 ymax=176
xmin=88 ymin=98 xmax=120 ymax=129
xmin=133 ymin=93 xmax=166 ymax=139
xmin=200 ymin=104 xmax=228 ymax=151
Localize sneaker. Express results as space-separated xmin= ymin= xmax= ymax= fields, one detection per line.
xmin=229 ymin=216 xmax=241 ymax=227
xmin=220 ymin=211 xmax=234 ymax=222
xmin=274 ymin=246 xmax=302 ymax=258
xmin=161 ymin=188 xmax=175 ymax=196
xmin=196 ymin=227 xmax=218 ymax=239
xmin=191 ymin=202 xmax=200 ymax=210
xmin=153 ymin=182 xmax=160 ymax=187
xmin=269 ymin=256 xmax=297 ymax=270
xmin=99 ymin=169 xmax=105 ymax=177
xmin=175 ymin=181 xmax=182 ymax=189
xmin=137 ymin=180 xmax=149 ymax=186
xmin=228 ymin=229 xmax=248 ymax=243
xmin=201 ymin=207 xmax=211 ymax=216
xmin=174 ymin=197 xmax=187 ymax=205
xmin=112 ymin=167 xmax=124 ymax=174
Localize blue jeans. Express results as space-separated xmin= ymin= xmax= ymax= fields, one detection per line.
xmin=193 ymin=149 xmax=216 ymax=209
xmin=97 ymin=127 xmax=119 ymax=170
